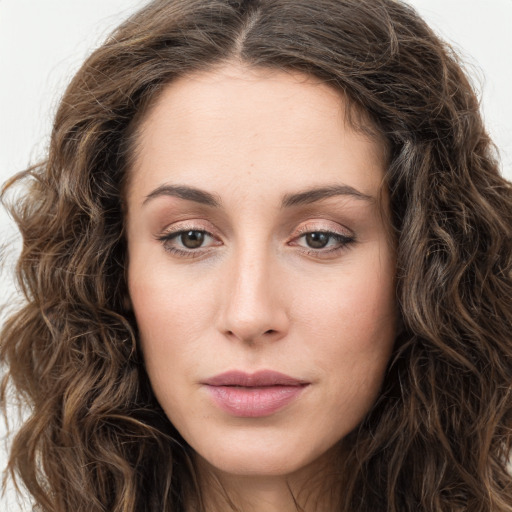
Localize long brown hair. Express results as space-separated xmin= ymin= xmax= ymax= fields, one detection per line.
xmin=2 ymin=0 xmax=512 ymax=510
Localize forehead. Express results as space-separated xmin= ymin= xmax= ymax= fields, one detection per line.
xmin=127 ymin=63 xmax=387 ymax=203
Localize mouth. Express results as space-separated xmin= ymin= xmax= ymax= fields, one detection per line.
xmin=202 ymin=370 xmax=310 ymax=418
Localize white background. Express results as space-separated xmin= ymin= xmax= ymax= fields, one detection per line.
xmin=1 ymin=1 xmax=512 ymax=509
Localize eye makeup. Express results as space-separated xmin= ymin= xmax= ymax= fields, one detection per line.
xmin=155 ymin=219 xmax=356 ymax=261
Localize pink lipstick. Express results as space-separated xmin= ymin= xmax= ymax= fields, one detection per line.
xmin=203 ymin=370 xmax=309 ymax=417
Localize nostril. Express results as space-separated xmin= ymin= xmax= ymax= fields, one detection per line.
xmin=223 ymin=327 xmax=284 ymax=343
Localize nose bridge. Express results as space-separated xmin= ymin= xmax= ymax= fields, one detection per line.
xmin=219 ymin=238 xmax=288 ymax=343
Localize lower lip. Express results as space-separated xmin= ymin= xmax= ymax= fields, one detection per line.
xmin=205 ymin=385 xmax=307 ymax=417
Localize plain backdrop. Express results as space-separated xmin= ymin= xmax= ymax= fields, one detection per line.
xmin=1 ymin=0 xmax=512 ymax=510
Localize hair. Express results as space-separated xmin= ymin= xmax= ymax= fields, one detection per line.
xmin=1 ymin=0 xmax=512 ymax=510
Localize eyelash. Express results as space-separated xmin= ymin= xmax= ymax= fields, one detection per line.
xmin=156 ymin=227 xmax=219 ymax=258
xmin=156 ymin=225 xmax=356 ymax=259
xmin=290 ymin=227 xmax=356 ymax=257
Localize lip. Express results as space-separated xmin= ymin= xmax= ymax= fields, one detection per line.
xmin=202 ymin=370 xmax=309 ymax=418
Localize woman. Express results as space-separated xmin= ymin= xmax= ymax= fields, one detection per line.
xmin=1 ymin=0 xmax=511 ymax=510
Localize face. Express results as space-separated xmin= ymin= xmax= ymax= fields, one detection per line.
xmin=126 ymin=64 xmax=396 ymax=480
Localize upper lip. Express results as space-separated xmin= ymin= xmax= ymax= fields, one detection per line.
xmin=202 ymin=370 xmax=308 ymax=387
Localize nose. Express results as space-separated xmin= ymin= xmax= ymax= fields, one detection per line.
xmin=217 ymin=248 xmax=289 ymax=345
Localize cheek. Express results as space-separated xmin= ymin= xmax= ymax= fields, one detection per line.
xmin=296 ymin=254 xmax=396 ymax=348
xmin=128 ymin=276 xmax=209 ymax=431
xmin=294 ymin=255 xmax=396 ymax=406
xmin=127 ymin=262 xmax=216 ymax=387
xmin=129 ymin=255 xmax=216 ymax=334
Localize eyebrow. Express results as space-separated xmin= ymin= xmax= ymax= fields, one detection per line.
xmin=143 ymin=184 xmax=221 ymax=207
xmin=142 ymin=183 xmax=374 ymax=208
xmin=281 ymin=185 xmax=374 ymax=208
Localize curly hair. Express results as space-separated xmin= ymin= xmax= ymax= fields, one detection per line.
xmin=2 ymin=0 xmax=512 ymax=510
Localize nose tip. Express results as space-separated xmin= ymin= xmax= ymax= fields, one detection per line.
xmin=218 ymin=259 xmax=289 ymax=345
xmin=225 ymin=326 xmax=284 ymax=344
xmin=222 ymin=299 xmax=289 ymax=344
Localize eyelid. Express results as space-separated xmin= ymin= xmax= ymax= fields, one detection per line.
xmin=155 ymin=219 xmax=355 ymax=259
xmin=291 ymin=220 xmax=354 ymax=239
xmin=287 ymin=220 xmax=357 ymax=257
xmin=157 ymin=219 xmax=221 ymax=238
xmin=155 ymin=221 xmax=223 ymax=257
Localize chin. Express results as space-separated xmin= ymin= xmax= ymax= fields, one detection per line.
xmin=201 ymin=451 xmax=303 ymax=477
xmin=186 ymin=422 xmax=343 ymax=480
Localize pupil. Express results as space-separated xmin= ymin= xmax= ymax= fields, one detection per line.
xmin=306 ymin=232 xmax=329 ymax=249
xmin=181 ymin=231 xmax=205 ymax=249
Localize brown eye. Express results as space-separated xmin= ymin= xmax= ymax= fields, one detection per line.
xmin=292 ymin=230 xmax=356 ymax=256
xmin=305 ymin=232 xmax=330 ymax=249
xmin=157 ymin=228 xmax=220 ymax=256
xmin=180 ymin=230 xmax=205 ymax=249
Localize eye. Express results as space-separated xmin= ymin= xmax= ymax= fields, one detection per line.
xmin=298 ymin=231 xmax=353 ymax=249
xmin=289 ymin=226 xmax=356 ymax=258
xmin=157 ymin=228 xmax=220 ymax=256
xmin=177 ymin=230 xmax=207 ymax=249
xmin=303 ymin=232 xmax=332 ymax=249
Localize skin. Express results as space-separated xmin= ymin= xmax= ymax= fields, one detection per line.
xmin=126 ymin=63 xmax=397 ymax=511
